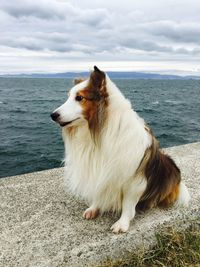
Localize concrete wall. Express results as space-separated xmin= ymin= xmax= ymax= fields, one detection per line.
xmin=0 ymin=142 xmax=200 ymax=267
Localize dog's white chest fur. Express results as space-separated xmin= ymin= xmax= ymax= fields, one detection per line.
xmin=63 ymin=91 xmax=151 ymax=212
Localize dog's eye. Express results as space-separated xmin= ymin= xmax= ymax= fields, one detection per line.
xmin=75 ymin=95 xmax=83 ymax=102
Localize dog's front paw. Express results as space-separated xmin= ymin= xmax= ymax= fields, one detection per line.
xmin=83 ymin=207 xmax=99 ymax=220
xmin=110 ymin=219 xmax=130 ymax=234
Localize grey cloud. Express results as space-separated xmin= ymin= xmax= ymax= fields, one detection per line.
xmin=119 ymin=38 xmax=173 ymax=53
xmin=1 ymin=2 xmax=65 ymax=20
xmin=143 ymin=21 xmax=200 ymax=44
xmin=2 ymin=27 xmax=200 ymax=57
xmin=1 ymin=32 xmax=96 ymax=54
xmin=74 ymin=8 xmax=110 ymax=28
xmin=1 ymin=36 xmax=71 ymax=52
xmin=1 ymin=0 xmax=110 ymax=27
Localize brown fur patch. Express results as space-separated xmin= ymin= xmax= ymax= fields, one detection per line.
xmin=158 ymin=183 xmax=180 ymax=208
xmin=136 ymin=131 xmax=181 ymax=211
xmin=78 ymin=67 xmax=108 ymax=142
xmin=73 ymin=78 xmax=86 ymax=85
xmin=66 ymin=126 xmax=78 ymax=137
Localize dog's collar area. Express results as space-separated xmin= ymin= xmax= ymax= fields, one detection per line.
xmin=60 ymin=118 xmax=80 ymax=127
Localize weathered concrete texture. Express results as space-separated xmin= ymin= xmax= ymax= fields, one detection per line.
xmin=0 ymin=142 xmax=200 ymax=267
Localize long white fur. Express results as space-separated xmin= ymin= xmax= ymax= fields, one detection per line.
xmin=54 ymin=74 xmax=189 ymax=233
xmin=176 ymin=181 xmax=190 ymax=207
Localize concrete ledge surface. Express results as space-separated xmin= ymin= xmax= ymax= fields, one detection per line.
xmin=0 ymin=142 xmax=200 ymax=267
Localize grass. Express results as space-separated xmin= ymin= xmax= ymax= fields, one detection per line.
xmin=101 ymin=219 xmax=200 ymax=267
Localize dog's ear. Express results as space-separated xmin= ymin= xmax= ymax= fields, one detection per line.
xmin=89 ymin=66 xmax=105 ymax=90
xmin=73 ymin=77 xmax=86 ymax=85
xmin=94 ymin=66 xmax=102 ymax=72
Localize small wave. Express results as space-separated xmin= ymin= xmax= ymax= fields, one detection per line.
xmin=164 ymin=100 xmax=183 ymax=105
xmin=21 ymin=99 xmax=59 ymax=103
xmin=10 ymin=109 xmax=27 ymax=114
xmin=16 ymin=109 xmax=27 ymax=113
xmin=143 ymin=107 xmax=156 ymax=112
xmin=158 ymin=133 xmax=171 ymax=138
xmin=152 ymin=101 xmax=159 ymax=105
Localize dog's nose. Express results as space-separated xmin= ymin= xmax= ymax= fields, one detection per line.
xmin=51 ymin=112 xmax=60 ymax=121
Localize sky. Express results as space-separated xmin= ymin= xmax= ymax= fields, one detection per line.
xmin=1 ymin=0 xmax=200 ymax=75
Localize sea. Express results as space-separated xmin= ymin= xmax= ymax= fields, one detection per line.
xmin=0 ymin=77 xmax=199 ymax=178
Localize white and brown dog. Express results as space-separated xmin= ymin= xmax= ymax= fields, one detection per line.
xmin=51 ymin=66 xmax=190 ymax=233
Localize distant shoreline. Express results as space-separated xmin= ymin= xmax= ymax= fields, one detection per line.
xmin=1 ymin=71 xmax=200 ymax=80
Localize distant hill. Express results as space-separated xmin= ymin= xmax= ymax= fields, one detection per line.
xmin=1 ymin=71 xmax=200 ymax=80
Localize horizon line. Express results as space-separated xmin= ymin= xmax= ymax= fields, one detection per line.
xmin=1 ymin=70 xmax=200 ymax=78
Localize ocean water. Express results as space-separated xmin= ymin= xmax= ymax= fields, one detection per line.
xmin=0 ymin=78 xmax=199 ymax=178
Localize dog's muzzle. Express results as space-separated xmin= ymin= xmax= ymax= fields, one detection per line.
xmin=51 ymin=112 xmax=80 ymax=127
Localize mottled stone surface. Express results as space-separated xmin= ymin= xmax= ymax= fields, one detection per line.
xmin=0 ymin=142 xmax=200 ymax=267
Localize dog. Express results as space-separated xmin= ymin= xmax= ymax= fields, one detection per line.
xmin=51 ymin=66 xmax=190 ymax=233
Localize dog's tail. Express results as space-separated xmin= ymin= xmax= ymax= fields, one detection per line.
xmin=176 ymin=181 xmax=190 ymax=207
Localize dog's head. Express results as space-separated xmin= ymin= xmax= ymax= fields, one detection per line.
xmin=51 ymin=66 xmax=108 ymax=139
